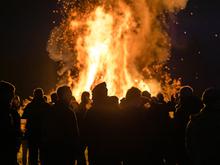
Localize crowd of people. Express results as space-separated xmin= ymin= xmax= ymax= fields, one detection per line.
xmin=0 ymin=80 xmax=220 ymax=165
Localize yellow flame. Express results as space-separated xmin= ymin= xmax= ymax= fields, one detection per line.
xmin=71 ymin=6 xmax=153 ymax=99
xmin=48 ymin=0 xmax=187 ymax=100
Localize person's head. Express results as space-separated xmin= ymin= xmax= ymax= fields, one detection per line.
xmin=92 ymin=82 xmax=108 ymax=102
xmin=126 ymin=87 xmax=141 ymax=101
xmin=44 ymin=96 xmax=48 ymax=102
xmin=12 ymin=95 xmax=21 ymax=109
xmin=179 ymin=86 xmax=193 ymax=98
xmin=71 ymin=96 xmax=76 ymax=102
xmin=142 ymin=90 xmax=151 ymax=99
xmin=0 ymin=81 xmax=15 ymax=106
xmin=125 ymin=87 xmax=142 ymax=108
xmin=57 ymin=85 xmax=72 ymax=104
xmin=157 ymin=93 xmax=165 ymax=102
xmin=33 ymin=88 xmax=44 ymax=100
xmin=107 ymin=96 xmax=119 ymax=111
xmin=81 ymin=91 xmax=90 ymax=104
xmin=50 ymin=92 xmax=58 ymax=104
xmin=171 ymin=94 xmax=176 ymax=102
xmin=202 ymin=88 xmax=220 ymax=107
xmin=120 ymin=97 xmax=126 ymax=109
xmin=109 ymin=96 xmax=119 ymax=106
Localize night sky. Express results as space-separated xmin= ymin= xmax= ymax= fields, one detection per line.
xmin=0 ymin=0 xmax=220 ymax=98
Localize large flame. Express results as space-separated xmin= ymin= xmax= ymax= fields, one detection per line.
xmin=48 ymin=0 xmax=187 ymax=100
xmin=72 ymin=5 xmax=153 ymax=99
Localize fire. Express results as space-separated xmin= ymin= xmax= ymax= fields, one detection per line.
xmin=72 ymin=6 xmax=152 ymax=99
xmin=48 ymin=0 xmax=188 ymax=100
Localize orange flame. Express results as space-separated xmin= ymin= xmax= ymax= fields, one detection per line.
xmin=48 ymin=0 xmax=188 ymax=100
xmin=71 ymin=5 xmax=155 ymax=99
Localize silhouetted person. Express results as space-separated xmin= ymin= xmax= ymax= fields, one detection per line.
xmin=142 ymin=90 xmax=152 ymax=109
xmin=142 ymin=90 xmax=151 ymax=99
xmin=119 ymin=97 xmax=126 ymax=110
xmin=22 ymin=88 xmax=50 ymax=165
xmin=122 ymin=87 xmax=147 ymax=165
xmin=85 ymin=82 xmax=121 ymax=165
xmin=77 ymin=91 xmax=91 ymax=165
xmin=70 ymin=95 xmax=79 ymax=113
xmin=44 ymin=95 xmax=48 ymax=102
xmin=50 ymin=92 xmax=58 ymax=105
xmin=186 ymin=88 xmax=220 ymax=165
xmin=0 ymin=81 xmax=17 ymax=164
xmin=20 ymin=99 xmax=30 ymax=165
xmin=107 ymin=96 xmax=123 ymax=164
xmin=167 ymin=94 xmax=177 ymax=118
xmin=41 ymin=85 xmax=79 ymax=165
xmin=144 ymin=93 xmax=173 ymax=165
xmin=165 ymin=94 xmax=179 ymax=165
xmin=174 ymin=86 xmax=203 ymax=165
xmin=11 ymin=95 xmax=22 ymax=161
xmin=157 ymin=93 xmax=166 ymax=104
xmin=109 ymin=96 xmax=119 ymax=110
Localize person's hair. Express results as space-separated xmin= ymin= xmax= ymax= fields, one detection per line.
xmin=57 ymin=85 xmax=72 ymax=101
xmin=202 ymin=87 xmax=220 ymax=106
xmin=109 ymin=96 xmax=119 ymax=105
xmin=0 ymin=80 xmax=15 ymax=104
xmin=179 ymin=86 xmax=193 ymax=98
xmin=12 ymin=95 xmax=21 ymax=108
xmin=126 ymin=87 xmax=141 ymax=101
xmin=157 ymin=93 xmax=164 ymax=102
xmin=92 ymin=82 xmax=108 ymax=100
xmin=44 ymin=96 xmax=48 ymax=102
xmin=51 ymin=92 xmax=58 ymax=103
xmin=33 ymin=88 xmax=44 ymax=99
xmin=81 ymin=91 xmax=90 ymax=103
xmin=142 ymin=90 xmax=151 ymax=98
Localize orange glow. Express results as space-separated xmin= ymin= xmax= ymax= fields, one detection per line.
xmin=71 ymin=5 xmax=154 ymax=99
xmin=48 ymin=0 xmax=187 ymax=100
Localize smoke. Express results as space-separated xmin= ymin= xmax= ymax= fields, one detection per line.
xmin=47 ymin=0 xmax=188 ymax=99
xmin=163 ymin=0 xmax=188 ymax=11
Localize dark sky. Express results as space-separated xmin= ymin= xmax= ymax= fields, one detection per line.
xmin=169 ymin=0 xmax=220 ymax=95
xmin=0 ymin=0 xmax=220 ymax=98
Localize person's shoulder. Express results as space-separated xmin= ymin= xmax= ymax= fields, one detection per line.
xmin=24 ymin=102 xmax=33 ymax=109
xmin=189 ymin=108 xmax=211 ymax=125
xmin=43 ymin=102 xmax=52 ymax=108
xmin=51 ymin=102 xmax=61 ymax=112
xmin=10 ymin=108 xmax=20 ymax=117
xmin=191 ymin=110 xmax=204 ymax=119
xmin=192 ymin=96 xmax=203 ymax=106
xmin=53 ymin=102 xmax=72 ymax=114
xmin=187 ymin=112 xmax=203 ymax=130
xmin=22 ymin=102 xmax=33 ymax=115
xmin=85 ymin=107 xmax=96 ymax=117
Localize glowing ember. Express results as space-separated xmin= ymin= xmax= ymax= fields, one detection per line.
xmin=48 ymin=0 xmax=188 ymax=100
